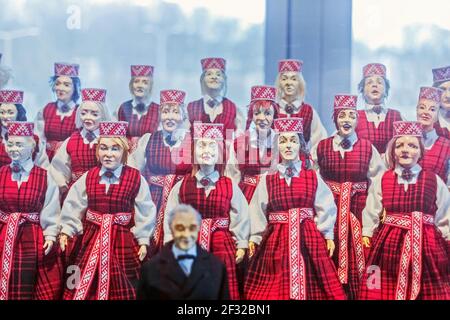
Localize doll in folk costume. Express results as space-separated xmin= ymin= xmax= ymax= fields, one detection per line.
xmin=360 ymin=121 xmax=450 ymax=300
xmin=50 ymin=88 xmax=111 ymax=196
xmin=0 ymin=53 xmax=11 ymax=89
xmin=355 ymin=63 xmax=403 ymax=156
xmin=0 ymin=121 xmax=62 ymax=300
xmin=432 ymin=65 xmax=450 ymax=138
xmin=415 ymin=87 xmax=450 ymax=189
xmin=59 ymin=121 xmax=156 ymax=300
xmin=129 ymin=89 xmax=192 ymax=256
xmin=244 ymin=118 xmax=346 ymax=300
xmin=275 ymin=59 xmax=327 ymax=155
xmin=164 ymin=122 xmax=249 ymax=300
xmin=227 ymin=85 xmax=279 ymax=203
xmin=35 ymin=62 xmax=81 ymax=161
xmin=115 ymin=65 xmax=159 ymax=152
xmin=0 ymin=90 xmax=48 ymax=168
xmin=187 ymin=58 xmax=238 ymax=136
xmin=313 ymin=95 xmax=385 ymax=299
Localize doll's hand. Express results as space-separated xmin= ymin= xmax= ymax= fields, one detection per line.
xmin=380 ymin=209 xmax=386 ymax=223
xmin=59 ymin=233 xmax=68 ymax=252
xmin=138 ymin=245 xmax=147 ymax=261
xmin=235 ymin=248 xmax=246 ymax=264
xmin=248 ymin=241 xmax=257 ymax=259
xmin=362 ymin=237 xmax=371 ymax=248
xmin=326 ymin=239 xmax=335 ymax=257
xmin=43 ymin=240 xmax=54 ymax=255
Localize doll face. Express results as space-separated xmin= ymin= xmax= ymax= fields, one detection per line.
xmin=203 ymin=68 xmax=225 ymax=91
xmin=252 ymin=103 xmax=275 ymax=132
xmin=195 ymin=138 xmax=219 ymax=166
xmin=0 ymin=103 xmax=18 ymax=128
xmin=6 ymin=136 xmax=34 ymax=162
xmin=132 ymin=76 xmax=151 ymax=99
xmin=438 ymin=81 xmax=450 ymax=111
xmin=394 ymin=136 xmax=421 ymax=169
xmin=279 ymin=71 xmax=300 ymax=98
xmin=80 ymin=102 xmax=101 ymax=131
xmin=278 ymin=132 xmax=300 ymax=161
xmin=336 ymin=109 xmax=358 ymax=137
xmin=363 ymin=75 xmax=386 ymax=104
xmin=160 ymin=103 xmax=183 ymax=133
xmin=98 ymin=138 xmax=124 ymax=170
xmin=416 ymin=99 xmax=439 ymax=129
xmin=54 ymin=76 xmax=74 ymax=103
xmin=171 ymin=211 xmax=199 ymax=251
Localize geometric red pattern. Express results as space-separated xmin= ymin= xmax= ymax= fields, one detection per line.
xmin=362 ymin=63 xmax=386 ymax=78
xmin=0 ymin=90 xmax=23 ymax=104
xmin=274 ymin=117 xmax=304 ymax=133
xmin=193 ymin=122 xmax=224 ymax=140
xmin=7 ymin=121 xmax=34 ymax=136
xmin=160 ymin=89 xmax=186 ymax=105
xmin=278 ymin=59 xmax=303 ymax=73
xmin=99 ymin=121 xmax=128 ymax=137
xmin=251 ymin=85 xmax=276 ymax=102
xmin=432 ymin=65 xmax=450 ymax=83
xmin=54 ymin=62 xmax=79 ymax=77
xmin=81 ymin=88 xmax=106 ymax=103
xmin=418 ymin=87 xmax=443 ymax=103
xmin=393 ymin=121 xmax=423 ymax=137
xmin=201 ymin=57 xmax=226 ymax=71
xmin=334 ymin=94 xmax=357 ymax=110
xmin=130 ymin=65 xmax=154 ymax=77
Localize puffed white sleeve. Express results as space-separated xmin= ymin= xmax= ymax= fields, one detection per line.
xmin=128 ymin=133 xmax=151 ymax=171
xmin=362 ymin=173 xmax=384 ymax=237
xmin=434 ymin=175 xmax=450 ymax=241
xmin=229 ymin=182 xmax=250 ymax=248
xmin=314 ymin=174 xmax=337 ymax=240
xmin=163 ymin=179 xmax=183 ymax=244
xmin=35 ymin=137 xmax=50 ymax=169
xmin=224 ymin=140 xmax=241 ymax=184
xmin=132 ymin=176 xmax=156 ymax=246
xmin=40 ymin=171 xmax=61 ymax=242
xmin=446 ymin=159 xmax=450 ymax=189
xmin=34 ymin=109 xmax=47 ymax=143
xmin=309 ymin=108 xmax=328 ymax=155
xmin=367 ymin=145 xmax=386 ymax=188
xmin=49 ymin=137 xmax=72 ymax=189
xmin=248 ymin=173 xmax=269 ymax=245
xmin=60 ymin=172 xmax=88 ymax=237
xmin=112 ymin=104 xmax=121 ymax=121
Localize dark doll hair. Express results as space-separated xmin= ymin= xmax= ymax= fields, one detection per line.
xmin=49 ymin=75 xmax=81 ymax=103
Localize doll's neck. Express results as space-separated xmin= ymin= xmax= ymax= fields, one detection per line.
xmin=199 ymin=164 xmax=215 ymax=175
xmin=283 ymin=95 xmax=298 ymax=104
xmin=206 ymin=88 xmax=222 ymax=99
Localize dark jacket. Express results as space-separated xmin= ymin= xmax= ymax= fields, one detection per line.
xmin=137 ymin=242 xmax=229 ymax=300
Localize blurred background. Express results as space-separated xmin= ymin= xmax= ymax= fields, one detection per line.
xmin=0 ymin=0 xmax=449 ymax=132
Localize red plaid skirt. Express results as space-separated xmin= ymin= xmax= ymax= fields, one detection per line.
xmin=208 ymin=230 xmax=240 ymax=300
xmin=244 ymin=220 xmax=346 ymax=300
xmin=360 ymin=223 xmax=450 ymax=300
xmin=62 ymin=223 xmax=141 ymax=300
xmin=0 ymin=222 xmax=63 ymax=300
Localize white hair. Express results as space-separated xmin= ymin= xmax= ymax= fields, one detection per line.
xmin=75 ymin=101 xmax=112 ymax=129
xmin=167 ymin=204 xmax=202 ymax=230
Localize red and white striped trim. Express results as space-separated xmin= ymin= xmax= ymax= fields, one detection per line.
xmin=151 ymin=174 xmax=176 ymax=251
xmin=73 ymin=210 xmax=132 ymax=300
xmin=0 ymin=211 xmax=39 ymax=300
xmin=199 ymin=218 xmax=230 ymax=252
xmin=268 ymin=207 xmax=314 ymax=300
xmin=243 ymin=175 xmax=259 ymax=186
xmin=326 ymin=181 xmax=367 ymax=284
xmin=384 ymin=212 xmax=434 ymax=300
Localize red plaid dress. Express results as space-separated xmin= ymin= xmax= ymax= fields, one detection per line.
xmin=179 ymin=175 xmax=240 ymax=300
xmin=0 ymin=166 xmax=63 ymax=300
xmin=187 ymin=98 xmax=237 ymax=132
xmin=234 ymin=133 xmax=273 ymax=202
xmin=355 ymin=109 xmax=402 ymax=154
xmin=434 ymin=121 xmax=450 ymax=139
xmin=360 ymin=170 xmax=450 ymax=300
xmin=63 ymin=166 xmax=142 ymax=300
xmin=317 ymin=137 xmax=372 ymax=299
xmin=419 ymin=137 xmax=450 ymax=184
xmin=277 ymin=103 xmax=314 ymax=143
xmin=66 ymin=131 xmax=99 ymax=184
xmin=143 ymin=131 xmax=192 ymax=254
xmin=244 ymin=168 xmax=346 ymax=300
xmin=42 ymin=102 xmax=78 ymax=161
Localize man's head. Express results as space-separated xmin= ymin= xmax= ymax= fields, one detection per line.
xmin=168 ymin=204 xmax=202 ymax=251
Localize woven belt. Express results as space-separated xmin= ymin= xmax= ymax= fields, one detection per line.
xmin=199 ymin=218 xmax=230 ymax=252
xmin=326 ymin=181 xmax=367 ymax=284
xmin=384 ymin=212 xmax=434 ymax=300
xmin=268 ymin=208 xmax=314 ymax=300
xmin=0 ymin=211 xmax=40 ymax=300
xmin=243 ymin=175 xmax=259 ymax=187
xmin=73 ymin=210 xmax=132 ymax=300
